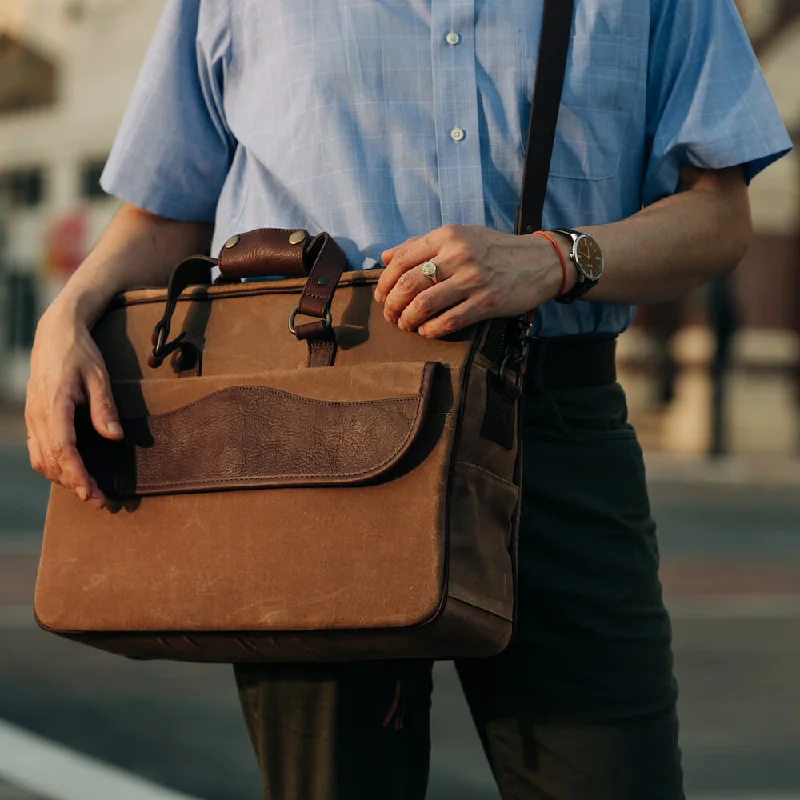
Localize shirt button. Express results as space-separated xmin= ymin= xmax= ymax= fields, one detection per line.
xmin=445 ymin=31 xmax=461 ymax=46
xmin=450 ymin=127 xmax=465 ymax=142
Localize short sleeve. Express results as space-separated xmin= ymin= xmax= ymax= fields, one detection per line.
xmin=100 ymin=0 xmax=234 ymax=222
xmin=643 ymin=0 xmax=792 ymax=206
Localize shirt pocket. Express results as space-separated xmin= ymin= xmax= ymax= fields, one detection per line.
xmin=521 ymin=33 xmax=642 ymax=182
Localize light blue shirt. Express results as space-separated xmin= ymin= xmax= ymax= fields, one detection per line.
xmin=102 ymin=0 xmax=791 ymax=337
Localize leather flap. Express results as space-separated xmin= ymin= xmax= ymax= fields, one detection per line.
xmin=78 ymin=362 xmax=437 ymax=497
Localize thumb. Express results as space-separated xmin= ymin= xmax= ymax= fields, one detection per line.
xmin=84 ymin=366 xmax=123 ymax=440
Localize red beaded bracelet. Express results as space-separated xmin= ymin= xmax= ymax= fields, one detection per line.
xmin=533 ymin=230 xmax=568 ymax=299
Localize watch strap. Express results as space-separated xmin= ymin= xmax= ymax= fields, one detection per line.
xmin=551 ymin=228 xmax=581 ymax=242
xmin=555 ymin=275 xmax=595 ymax=304
xmin=550 ymin=228 xmax=600 ymax=304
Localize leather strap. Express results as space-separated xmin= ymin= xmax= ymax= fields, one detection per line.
xmin=296 ymin=234 xmax=348 ymax=319
xmin=148 ymin=256 xmax=214 ymax=369
xmin=515 ymin=0 xmax=575 ymax=236
xmin=291 ymin=233 xmax=350 ymax=367
xmin=485 ymin=0 xmax=575 ymax=370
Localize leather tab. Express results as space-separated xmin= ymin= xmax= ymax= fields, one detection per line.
xmin=297 ymin=234 xmax=349 ymax=319
xmin=293 ymin=320 xmax=337 ymax=367
xmin=290 ymin=233 xmax=349 ymax=367
xmin=307 ymin=338 xmax=337 ymax=368
xmin=217 ymin=228 xmax=311 ymax=280
xmin=293 ymin=319 xmax=330 ymax=341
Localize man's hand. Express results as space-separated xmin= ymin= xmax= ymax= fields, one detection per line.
xmin=375 ymin=167 xmax=752 ymax=333
xmin=25 ymin=304 xmax=122 ymax=508
xmin=374 ymin=224 xmax=570 ymax=338
xmin=23 ymin=202 xmax=213 ymax=508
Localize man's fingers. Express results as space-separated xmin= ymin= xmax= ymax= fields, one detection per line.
xmin=26 ymin=429 xmax=45 ymax=476
xmin=375 ymin=234 xmax=438 ymax=302
xmin=46 ymin=397 xmax=95 ymax=502
xmin=417 ymin=296 xmax=484 ymax=339
xmin=85 ymin=365 xmax=123 ymax=440
xmin=384 ymin=261 xmax=448 ymax=324
xmin=393 ymin=278 xmax=468 ymax=332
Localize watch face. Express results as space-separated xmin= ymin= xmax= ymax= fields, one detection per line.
xmin=575 ymin=235 xmax=604 ymax=280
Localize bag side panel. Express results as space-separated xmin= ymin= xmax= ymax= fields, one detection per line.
xmin=444 ymin=355 xmax=521 ymax=625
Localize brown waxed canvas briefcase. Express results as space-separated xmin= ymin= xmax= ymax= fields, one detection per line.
xmin=33 ymin=0 xmax=575 ymax=663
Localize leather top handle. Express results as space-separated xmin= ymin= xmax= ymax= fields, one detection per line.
xmin=149 ymin=231 xmax=348 ymax=371
xmin=148 ymin=256 xmax=215 ymax=369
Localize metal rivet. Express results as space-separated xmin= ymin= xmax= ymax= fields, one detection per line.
xmin=223 ymin=234 xmax=240 ymax=249
xmin=316 ymin=276 xmax=330 ymax=286
xmin=288 ymin=229 xmax=307 ymax=245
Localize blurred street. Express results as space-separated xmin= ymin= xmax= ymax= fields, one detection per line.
xmin=1 ymin=429 xmax=800 ymax=800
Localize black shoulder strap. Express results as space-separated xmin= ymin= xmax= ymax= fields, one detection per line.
xmin=515 ymin=0 xmax=575 ymax=235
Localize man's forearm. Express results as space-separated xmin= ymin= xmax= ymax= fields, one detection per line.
xmin=577 ymin=165 xmax=752 ymax=305
xmin=51 ymin=203 xmax=213 ymax=327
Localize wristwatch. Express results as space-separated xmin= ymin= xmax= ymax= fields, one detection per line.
xmin=551 ymin=229 xmax=604 ymax=304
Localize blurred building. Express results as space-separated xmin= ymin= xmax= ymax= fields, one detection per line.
xmin=0 ymin=0 xmax=165 ymax=401
xmin=0 ymin=0 xmax=798 ymax=456
xmin=620 ymin=0 xmax=800 ymax=456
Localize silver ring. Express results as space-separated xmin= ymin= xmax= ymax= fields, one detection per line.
xmin=420 ymin=260 xmax=439 ymax=284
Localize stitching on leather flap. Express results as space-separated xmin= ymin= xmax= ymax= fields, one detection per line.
xmin=79 ymin=362 xmax=439 ymax=497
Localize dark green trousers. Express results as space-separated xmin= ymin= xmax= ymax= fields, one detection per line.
xmin=234 ymin=381 xmax=685 ymax=799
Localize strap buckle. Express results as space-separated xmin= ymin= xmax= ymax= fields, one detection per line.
xmin=288 ymin=305 xmax=333 ymax=336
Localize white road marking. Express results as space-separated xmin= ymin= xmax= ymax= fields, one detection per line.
xmin=0 ymin=719 xmax=201 ymax=800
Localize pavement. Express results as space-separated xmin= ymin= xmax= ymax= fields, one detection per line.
xmin=2 ymin=412 xmax=800 ymax=799
xmin=0 ymin=782 xmax=42 ymax=800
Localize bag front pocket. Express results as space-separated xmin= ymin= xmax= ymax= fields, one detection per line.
xmin=78 ymin=361 xmax=440 ymax=497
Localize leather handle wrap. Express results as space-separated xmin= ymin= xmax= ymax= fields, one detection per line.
xmin=148 ymin=233 xmax=349 ymax=372
xmin=217 ymin=228 xmax=312 ymax=280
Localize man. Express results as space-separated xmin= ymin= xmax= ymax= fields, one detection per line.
xmin=26 ymin=1 xmax=790 ymax=798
